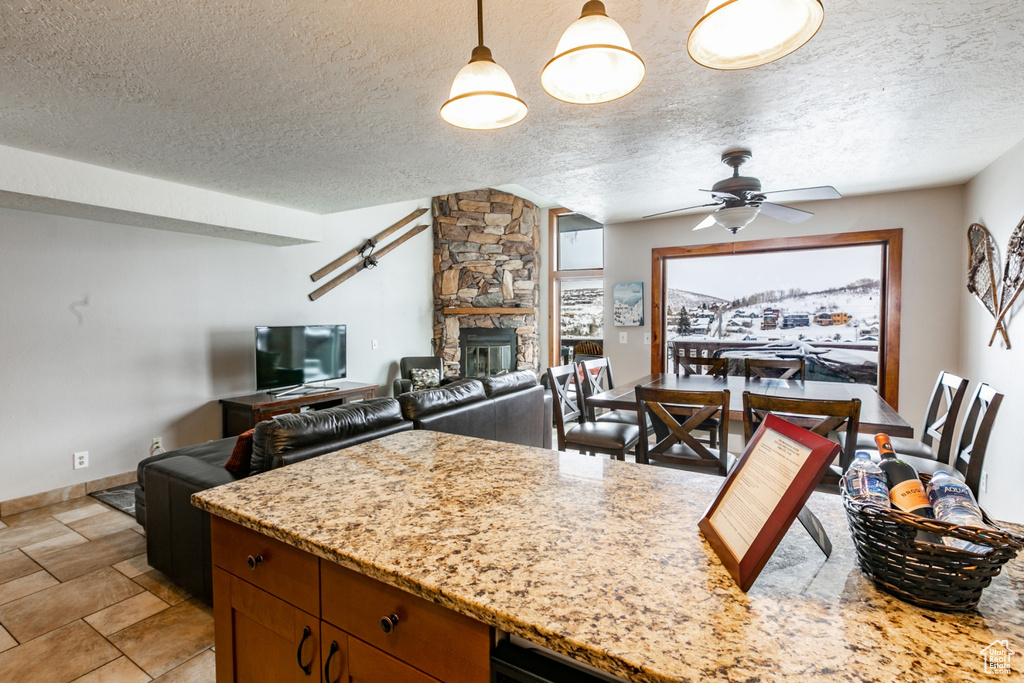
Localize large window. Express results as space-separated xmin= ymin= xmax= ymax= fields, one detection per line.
xmin=550 ymin=209 xmax=604 ymax=365
xmin=651 ymin=230 xmax=903 ymax=408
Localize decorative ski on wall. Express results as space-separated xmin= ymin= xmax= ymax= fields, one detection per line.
xmin=308 ymin=216 xmax=428 ymax=302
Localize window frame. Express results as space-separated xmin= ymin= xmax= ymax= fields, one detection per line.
xmin=549 ymin=208 xmax=604 ymax=366
xmin=650 ymin=229 xmax=903 ymax=409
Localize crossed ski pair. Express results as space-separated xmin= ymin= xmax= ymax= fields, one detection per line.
xmin=308 ymin=208 xmax=428 ymax=301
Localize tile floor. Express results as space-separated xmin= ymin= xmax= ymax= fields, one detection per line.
xmin=0 ymin=497 xmax=215 ymax=682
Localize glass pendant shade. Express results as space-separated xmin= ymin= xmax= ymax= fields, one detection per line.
xmin=714 ymin=205 xmax=760 ymax=232
xmin=441 ymin=46 xmax=528 ymax=130
xmin=541 ymin=1 xmax=645 ymax=104
xmin=687 ymin=0 xmax=824 ymax=70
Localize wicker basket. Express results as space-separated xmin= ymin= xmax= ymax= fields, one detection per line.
xmin=842 ymin=484 xmax=1024 ymax=612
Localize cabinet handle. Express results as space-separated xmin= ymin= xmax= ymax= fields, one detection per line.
xmin=246 ymin=554 xmax=263 ymax=570
xmin=380 ymin=613 xmax=399 ymax=634
xmin=296 ymin=625 xmax=313 ymax=675
xmin=323 ymin=641 xmax=340 ymax=682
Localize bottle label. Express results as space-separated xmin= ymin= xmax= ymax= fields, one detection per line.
xmin=847 ymin=471 xmax=888 ymax=500
xmin=889 ymin=479 xmax=931 ymax=513
xmin=928 ymin=483 xmax=976 ymax=508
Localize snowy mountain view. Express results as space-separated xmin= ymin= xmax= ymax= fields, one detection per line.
xmin=664 ymin=245 xmax=884 ymax=385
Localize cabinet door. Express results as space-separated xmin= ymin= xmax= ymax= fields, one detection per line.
xmin=348 ymin=637 xmax=441 ymax=683
xmin=214 ymin=568 xmax=320 ymax=683
xmin=320 ymin=622 xmax=349 ymax=683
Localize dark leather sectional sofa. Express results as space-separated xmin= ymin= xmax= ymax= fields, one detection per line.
xmin=135 ymin=370 xmax=551 ymax=602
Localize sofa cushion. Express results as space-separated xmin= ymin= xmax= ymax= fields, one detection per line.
xmin=481 ymin=370 xmax=538 ymax=398
xmin=250 ymin=398 xmax=405 ymax=474
xmin=224 ymin=428 xmax=255 ymax=475
xmin=398 ymin=378 xmax=486 ymax=420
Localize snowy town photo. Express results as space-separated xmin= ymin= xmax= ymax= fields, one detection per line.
xmin=665 ymin=245 xmax=883 ymax=385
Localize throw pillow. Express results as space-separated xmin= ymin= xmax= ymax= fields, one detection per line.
xmin=410 ymin=367 xmax=441 ymax=391
xmin=224 ymin=428 xmax=255 ymax=475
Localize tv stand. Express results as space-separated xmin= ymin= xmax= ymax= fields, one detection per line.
xmin=268 ymin=383 xmax=342 ymax=398
xmin=219 ymin=381 xmax=378 ymax=437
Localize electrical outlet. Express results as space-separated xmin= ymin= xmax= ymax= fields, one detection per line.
xmin=151 ymin=437 xmax=164 ymax=456
xmin=981 ymin=472 xmax=988 ymax=493
xmin=371 ymin=339 xmax=379 ymax=350
xmin=73 ymin=451 xmax=89 ymax=470
xmin=643 ymin=332 xmax=651 ymax=344
xmin=619 ymin=332 xmax=628 ymax=344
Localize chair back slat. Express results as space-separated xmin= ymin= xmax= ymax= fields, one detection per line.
xmin=954 ymin=383 xmax=1003 ymax=497
xmin=744 ymin=358 xmax=806 ymax=381
xmin=577 ymin=358 xmax=614 ymax=421
xmin=742 ymin=392 xmax=861 ymax=479
xmin=635 ymin=386 xmax=730 ymax=475
xmin=676 ymin=356 xmax=728 ymax=378
xmin=547 ymin=365 xmax=584 ymax=451
xmin=920 ymin=371 xmax=969 ymax=462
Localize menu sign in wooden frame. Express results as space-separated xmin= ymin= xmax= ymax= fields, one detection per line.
xmin=698 ymin=414 xmax=842 ymax=591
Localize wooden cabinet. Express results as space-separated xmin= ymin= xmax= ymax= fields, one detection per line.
xmin=213 ymin=568 xmax=321 ymax=683
xmin=211 ymin=517 xmax=492 ymax=682
xmin=220 ymin=381 xmax=379 ymax=437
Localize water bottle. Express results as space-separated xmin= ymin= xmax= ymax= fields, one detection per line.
xmin=927 ymin=471 xmax=992 ymax=554
xmin=845 ymin=451 xmax=890 ymax=507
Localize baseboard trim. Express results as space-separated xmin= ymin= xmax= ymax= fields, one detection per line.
xmin=1 ymin=471 xmax=136 ymax=517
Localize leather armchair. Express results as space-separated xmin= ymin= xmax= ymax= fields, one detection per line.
xmin=392 ymin=356 xmax=460 ymax=396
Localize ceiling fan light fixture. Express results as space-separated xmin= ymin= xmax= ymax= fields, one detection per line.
xmin=687 ymin=0 xmax=824 ymax=70
xmin=441 ymin=1 xmax=527 ymax=130
xmin=714 ymin=205 xmax=760 ymax=233
xmin=541 ymin=0 xmax=645 ymax=104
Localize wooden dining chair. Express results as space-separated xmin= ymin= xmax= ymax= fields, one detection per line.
xmin=742 ymin=392 xmax=861 ymax=491
xmin=952 ymin=383 xmax=1002 ymax=497
xmin=547 ymin=364 xmax=640 ymax=461
xmin=634 ymin=386 xmax=731 ymax=475
xmin=886 ymin=383 xmax=1002 ymax=498
xmin=675 ymin=356 xmax=728 ymax=378
xmin=745 ymin=358 xmax=806 ymax=381
xmin=577 ymin=357 xmax=648 ymax=429
xmin=839 ymin=371 xmax=969 ymax=464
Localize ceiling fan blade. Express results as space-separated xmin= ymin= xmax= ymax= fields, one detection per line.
xmin=759 ymin=202 xmax=814 ymax=224
xmin=692 ymin=214 xmax=717 ymax=231
xmin=642 ymin=202 xmax=721 ymax=220
xmin=759 ymin=185 xmax=842 ymax=202
xmin=699 ymin=189 xmax=742 ymax=201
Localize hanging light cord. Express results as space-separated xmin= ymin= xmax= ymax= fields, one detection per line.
xmin=477 ymin=0 xmax=484 ymax=47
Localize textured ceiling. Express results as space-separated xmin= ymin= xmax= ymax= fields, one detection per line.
xmin=2 ymin=0 xmax=1023 ymax=224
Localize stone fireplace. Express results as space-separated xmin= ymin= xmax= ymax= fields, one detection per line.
xmin=432 ymin=188 xmax=540 ymax=379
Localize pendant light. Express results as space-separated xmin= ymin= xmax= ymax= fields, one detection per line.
xmin=687 ymin=0 xmax=824 ymax=71
xmin=541 ymin=1 xmax=645 ymax=104
xmin=441 ymin=0 xmax=527 ymax=130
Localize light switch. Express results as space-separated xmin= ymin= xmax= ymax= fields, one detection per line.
xmin=643 ymin=332 xmax=651 ymax=344
xmin=619 ymin=332 xmax=628 ymax=344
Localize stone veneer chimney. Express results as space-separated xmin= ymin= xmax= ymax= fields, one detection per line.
xmin=432 ymin=188 xmax=540 ymax=378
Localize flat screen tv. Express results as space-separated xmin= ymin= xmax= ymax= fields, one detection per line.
xmin=255 ymin=325 xmax=347 ymax=392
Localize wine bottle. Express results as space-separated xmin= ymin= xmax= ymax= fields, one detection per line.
xmin=875 ymin=433 xmax=944 ymax=544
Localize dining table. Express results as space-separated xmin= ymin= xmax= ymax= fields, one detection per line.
xmin=586 ymin=373 xmax=914 ymax=438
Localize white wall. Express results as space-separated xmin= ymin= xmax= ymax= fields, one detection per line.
xmin=601 ymin=187 xmax=967 ymax=480
xmin=0 ymin=199 xmax=435 ymax=502
xmin=961 ymin=138 xmax=1024 ymax=523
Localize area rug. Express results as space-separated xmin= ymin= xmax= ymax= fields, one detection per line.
xmin=90 ymin=483 xmax=139 ymax=516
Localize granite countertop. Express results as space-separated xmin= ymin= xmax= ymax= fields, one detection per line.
xmin=193 ymin=430 xmax=1024 ymax=682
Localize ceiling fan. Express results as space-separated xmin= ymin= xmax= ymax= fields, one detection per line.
xmin=644 ymin=149 xmax=841 ymax=233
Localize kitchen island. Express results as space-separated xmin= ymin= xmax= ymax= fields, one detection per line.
xmin=193 ymin=430 xmax=1024 ymax=682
